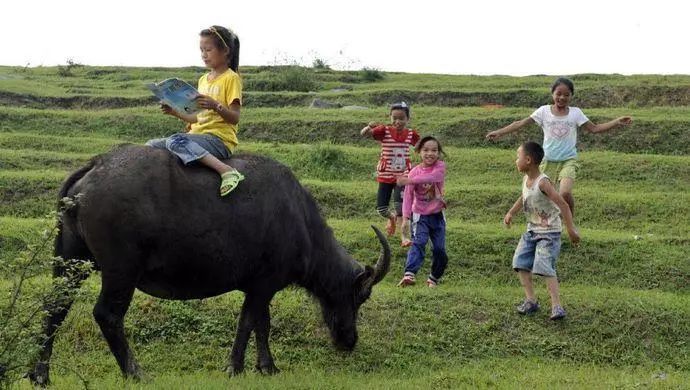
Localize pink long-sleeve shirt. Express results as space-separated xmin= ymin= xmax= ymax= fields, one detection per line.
xmin=402 ymin=160 xmax=446 ymax=219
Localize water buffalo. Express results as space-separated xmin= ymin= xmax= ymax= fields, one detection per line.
xmin=29 ymin=144 xmax=390 ymax=385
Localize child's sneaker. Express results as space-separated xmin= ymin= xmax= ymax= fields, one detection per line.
xmin=550 ymin=305 xmax=567 ymax=320
xmin=397 ymin=274 xmax=415 ymax=287
xmin=516 ymin=299 xmax=540 ymax=315
xmin=425 ymin=278 xmax=437 ymax=288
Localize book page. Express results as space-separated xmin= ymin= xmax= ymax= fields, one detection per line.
xmin=147 ymin=78 xmax=201 ymax=115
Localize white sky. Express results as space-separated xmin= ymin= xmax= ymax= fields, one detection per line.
xmin=2 ymin=0 xmax=688 ymax=76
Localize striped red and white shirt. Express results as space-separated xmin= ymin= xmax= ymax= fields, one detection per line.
xmin=372 ymin=125 xmax=420 ymax=184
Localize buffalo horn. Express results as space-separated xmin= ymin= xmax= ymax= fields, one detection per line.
xmin=370 ymin=225 xmax=391 ymax=284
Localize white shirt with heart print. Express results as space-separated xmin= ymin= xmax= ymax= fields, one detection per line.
xmin=530 ymin=105 xmax=589 ymax=161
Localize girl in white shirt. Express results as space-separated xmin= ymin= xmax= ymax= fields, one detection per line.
xmin=486 ymin=77 xmax=632 ymax=216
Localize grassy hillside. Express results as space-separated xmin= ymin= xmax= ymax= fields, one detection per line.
xmin=2 ymin=106 xmax=689 ymax=154
xmin=1 ymin=65 xmax=688 ymax=389
xmin=2 ymin=65 xmax=690 ymax=107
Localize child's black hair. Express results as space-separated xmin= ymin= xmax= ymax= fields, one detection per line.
xmin=415 ymin=135 xmax=445 ymax=156
xmin=521 ymin=141 xmax=544 ymax=165
xmin=200 ymin=26 xmax=240 ymax=72
xmin=551 ymin=77 xmax=574 ymax=94
xmin=390 ymin=101 xmax=410 ymax=118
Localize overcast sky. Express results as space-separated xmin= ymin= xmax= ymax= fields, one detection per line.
xmin=2 ymin=0 xmax=688 ymax=76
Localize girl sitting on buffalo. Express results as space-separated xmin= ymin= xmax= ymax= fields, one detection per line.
xmin=147 ymin=25 xmax=244 ymax=196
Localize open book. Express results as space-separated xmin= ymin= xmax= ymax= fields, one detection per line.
xmin=147 ymin=78 xmax=201 ymax=115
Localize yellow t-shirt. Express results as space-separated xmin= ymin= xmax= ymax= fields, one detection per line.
xmin=189 ymin=69 xmax=242 ymax=150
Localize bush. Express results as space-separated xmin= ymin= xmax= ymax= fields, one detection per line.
xmin=56 ymin=59 xmax=82 ymax=77
xmin=312 ymin=58 xmax=330 ymax=70
xmin=0 ymin=217 xmax=56 ymax=386
xmin=0 ymin=209 xmax=93 ymax=388
xmin=301 ymin=143 xmax=355 ymax=181
xmin=244 ymin=66 xmax=320 ymax=92
xmin=360 ymin=67 xmax=385 ymax=82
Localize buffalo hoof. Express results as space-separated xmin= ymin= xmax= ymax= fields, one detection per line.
xmin=124 ymin=370 xmax=145 ymax=382
xmin=123 ymin=360 xmax=146 ymax=382
xmin=124 ymin=372 xmax=151 ymax=384
xmin=27 ymin=363 xmax=50 ymax=387
xmin=227 ymin=365 xmax=244 ymax=377
xmin=256 ymin=363 xmax=280 ymax=375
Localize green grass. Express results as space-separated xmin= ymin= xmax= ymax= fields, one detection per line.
xmin=14 ymin=360 xmax=689 ymax=389
xmin=3 ymin=255 xmax=690 ymax=376
xmin=1 ymin=65 xmax=689 ymax=388
xmin=2 ymin=216 xmax=688 ymax=294
xmin=3 ymin=280 xmax=689 ymax=388
xmin=2 ymin=105 xmax=689 ymax=154
xmin=3 ymin=64 xmax=690 ymax=93
xmin=1 ymin=144 xmax=687 ymax=234
xmin=0 ymin=132 xmax=121 ymax=154
xmin=2 ymin=137 xmax=688 ymax=188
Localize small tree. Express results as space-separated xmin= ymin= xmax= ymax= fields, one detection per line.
xmin=312 ymin=58 xmax=330 ymax=70
xmin=0 ymin=207 xmax=90 ymax=388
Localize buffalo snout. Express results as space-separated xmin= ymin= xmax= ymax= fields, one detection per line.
xmin=333 ymin=327 xmax=358 ymax=351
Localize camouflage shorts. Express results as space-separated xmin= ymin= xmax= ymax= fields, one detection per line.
xmin=540 ymin=159 xmax=580 ymax=182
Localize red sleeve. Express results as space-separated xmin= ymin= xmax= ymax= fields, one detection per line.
xmin=372 ymin=125 xmax=387 ymax=141
xmin=411 ymin=130 xmax=420 ymax=146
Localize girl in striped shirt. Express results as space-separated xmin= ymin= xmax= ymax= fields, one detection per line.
xmin=361 ymin=102 xmax=420 ymax=245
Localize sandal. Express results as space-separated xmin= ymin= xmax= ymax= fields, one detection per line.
xmin=220 ymin=170 xmax=245 ymax=196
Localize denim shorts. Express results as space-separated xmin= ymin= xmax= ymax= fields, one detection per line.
xmin=512 ymin=231 xmax=562 ymax=277
xmin=146 ymin=133 xmax=230 ymax=165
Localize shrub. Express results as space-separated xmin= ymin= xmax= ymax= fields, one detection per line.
xmin=312 ymin=58 xmax=330 ymax=70
xmin=0 ymin=217 xmax=56 ymax=386
xmin=303 ymin=144 xmax=353 ymax=180
xmin=56 ymin=59 xmax=82 ymax=77
xmin=0 ymin=210 xmax=92 ymax=388
xmin=360 ymin=67 xmax=385 ymax=82
xmin=244 ymin=66 xmax=320 ymax=92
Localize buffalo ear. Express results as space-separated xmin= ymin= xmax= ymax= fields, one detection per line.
xmin=354 ymin=266 xmax=374 ymax=287
xmin=354 ymin=266 xmax=375 ymax=303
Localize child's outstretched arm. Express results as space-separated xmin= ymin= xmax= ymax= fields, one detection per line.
xmin=504 ymin=195 xmax=522 ymax=227
xmin=486 ymin=117 xmax=535 ymax=140
xmin=360 ymin=121 xmax=379 ymax=137
xmin=582 ymin=117 xmax=632 ymax=134
xmin=397 ymin=161 xmax=445 ymax=186
xmin=540 ymin=179 xmax=580 ymax=245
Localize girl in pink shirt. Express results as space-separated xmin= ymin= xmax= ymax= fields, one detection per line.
xmin=396 ymin=136 xmax=448 ymax=288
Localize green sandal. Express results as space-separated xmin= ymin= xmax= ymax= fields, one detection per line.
xmin=220 ymin=170 xmax=245 ymax=196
